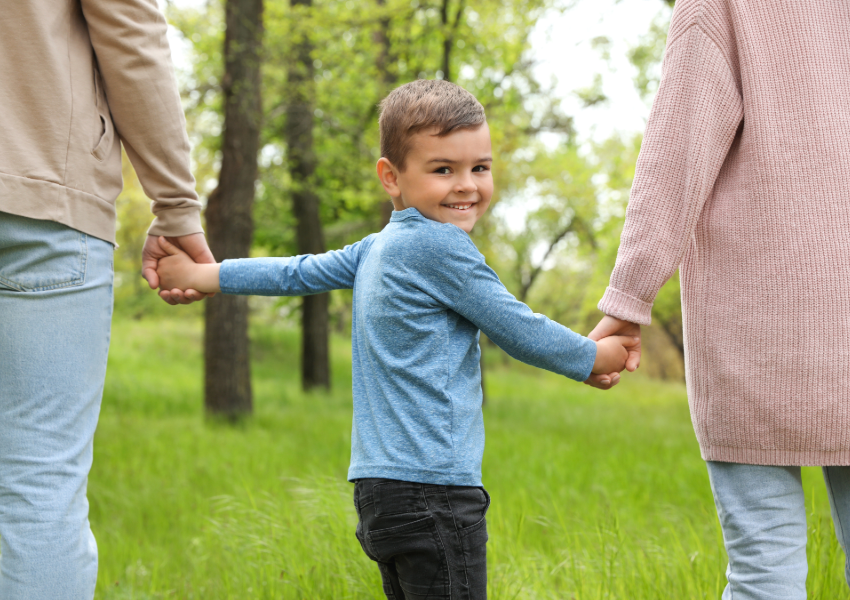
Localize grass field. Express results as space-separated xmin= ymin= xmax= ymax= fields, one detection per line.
xmin=91 ymin=316 xmax=850 ymax=599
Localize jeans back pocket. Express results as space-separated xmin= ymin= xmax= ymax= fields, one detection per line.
xmin=0 ymin=213 xmax=87 ymax=292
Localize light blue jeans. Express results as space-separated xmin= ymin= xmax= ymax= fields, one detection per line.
xmin=0 ymin=212 xmax=113 ymax=599
xmin=707 ymin=461 xmax=850 ymax=599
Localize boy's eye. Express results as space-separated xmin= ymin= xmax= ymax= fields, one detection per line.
xmin=472 ymin=165 xmax=490 ymax=172
xmin=434 ymin=167 xmax=451 ymax=174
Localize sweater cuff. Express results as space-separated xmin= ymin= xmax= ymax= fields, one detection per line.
xmin=218 ymin=259 xmax=247 ymax=295
xmin=597 ymin=286 xmax=653 ymax=326
xmin=576 ymin=336 xmax=598 ymax=382
xmin=146 ymin=206 xmax=205 ymax=238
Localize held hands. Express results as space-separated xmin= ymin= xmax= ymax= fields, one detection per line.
xmin=585 ymin=316 xmax=642 ymax=390
xmin=142 ymin=233 xmax=216 ymax=305
xmin=154 ymin=237 xmax=222 ymax=295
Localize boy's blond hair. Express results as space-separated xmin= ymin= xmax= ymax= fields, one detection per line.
xmin=378 ymin=79 xmax=486 ymax=171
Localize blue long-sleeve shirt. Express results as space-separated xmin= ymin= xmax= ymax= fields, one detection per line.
xmin=219 ymin=207 xmax=597 ymax=486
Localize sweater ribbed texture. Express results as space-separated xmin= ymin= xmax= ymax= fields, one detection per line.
xmin=599 ymin=0 xmax=850 ymax=465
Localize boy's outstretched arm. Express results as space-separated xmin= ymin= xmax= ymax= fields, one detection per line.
xmin=157 ymin=234 xmax=377 ymax=297
xmin=451 ymin=258 xmax=635 ymax=384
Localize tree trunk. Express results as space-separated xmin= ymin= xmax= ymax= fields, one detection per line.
xmin=440 ymin=0 xmax=452 ymax=81
xmin=440 ymin=0 xmax=465 ymax=82
xmin=287 ymin=0 xmax=330 ymax=390
xmin=374 ymin=0 xmax=395 ymax=228
xmin=204 ymin=0 xmax=263 ymax=417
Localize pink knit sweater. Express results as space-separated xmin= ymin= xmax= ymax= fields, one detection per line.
xmin=599 ymin=0 xmax=850 ymax=465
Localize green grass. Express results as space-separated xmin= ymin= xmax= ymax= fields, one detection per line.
xmin=91 ymin=316 xmax=850 ymax=598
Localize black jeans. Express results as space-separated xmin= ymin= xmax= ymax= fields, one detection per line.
xmin=353 ymin=478 xmax=490 ymax=600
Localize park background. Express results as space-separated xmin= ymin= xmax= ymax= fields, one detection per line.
xmin=94 ymin=0 xmax=849 ymax=597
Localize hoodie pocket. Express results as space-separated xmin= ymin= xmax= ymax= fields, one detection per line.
xmin=91 ymin=65 xmax=115 ymax=162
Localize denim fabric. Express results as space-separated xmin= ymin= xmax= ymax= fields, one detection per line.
xmin=707 ymin=461 xmax=850 ymax=599
xmin=219 ymin=208 xmax=597 ymax=486
xmin=353 ymin=478 xmax=489 ymax=600
xmin=0 ymin=212 xmax=113 ymax=599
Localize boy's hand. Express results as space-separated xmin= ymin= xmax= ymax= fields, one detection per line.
xmin=592 ymin=336 xmax=641 ymax=377
xmin=142 ymin=233 xmax=216 ymax=305
xmin=584 ymin=316 xmax=641 ymax=389
xmin=156 ymin=237 xmax=222 ymax=295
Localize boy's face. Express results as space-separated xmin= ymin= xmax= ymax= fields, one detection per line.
xmin=377 ymin=124 xmax=493 ymax=233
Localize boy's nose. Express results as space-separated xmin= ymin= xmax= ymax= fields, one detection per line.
xmin=454 ymin=175 xmax=477 ymax=194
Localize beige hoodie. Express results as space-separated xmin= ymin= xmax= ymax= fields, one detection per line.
xmin=0 ymin=0 xmax=203 ymax=245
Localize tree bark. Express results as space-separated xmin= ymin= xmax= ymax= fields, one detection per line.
xmin=204 ymin=0 xmax=263 ymax=417
xmin=656 ymin=314 xmax=685 ymax=361
xmin=374 ymin=0 xmax=396 ymax=228
xmin=439 ymin=0 xmax=465 ymax=82
xmin=287 ymin=0 xmax=330 ymax=390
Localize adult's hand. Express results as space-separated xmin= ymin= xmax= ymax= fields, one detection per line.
xmin=141 ymin=233 xmax=216 ymax=305
xmin=584 ymin=315 xmax=642 ymax=390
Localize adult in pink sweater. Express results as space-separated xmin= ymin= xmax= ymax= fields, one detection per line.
xmin=588 ymin=0 xmax=850 ymax=596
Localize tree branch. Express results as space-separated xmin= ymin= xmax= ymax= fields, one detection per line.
xmin=518 ymin=221 xmax=575 ymax=303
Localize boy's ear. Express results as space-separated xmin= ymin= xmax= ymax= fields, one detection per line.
xmin=376 ymin=158 xmax=401 ymax=199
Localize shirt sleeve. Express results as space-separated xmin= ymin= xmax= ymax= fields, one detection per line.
xmin=80 ymin=0 xmax=203 ymax=237
xmin=452 ymin=260 xmax=598 ymax=382
xmin=599 ymin=2 xmax=743 ymax=325
xmin=218 ymin=236 xmax=374 ymax=296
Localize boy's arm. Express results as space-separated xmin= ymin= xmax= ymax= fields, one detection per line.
xmin=452 ymin=261 xmax=603 ymax=382
xmin=217 ymin=235 xmax=375 ymax=296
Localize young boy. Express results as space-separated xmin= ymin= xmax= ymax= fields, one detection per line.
xmin=156 ymin=79 xmax=635 ymax=599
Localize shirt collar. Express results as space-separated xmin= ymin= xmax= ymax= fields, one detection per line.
xmin=389 ymin=207 xmax=423 ymax=222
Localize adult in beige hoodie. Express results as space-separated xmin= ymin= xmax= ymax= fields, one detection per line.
xmin=0 ymin=0 xmax=213 ymax=596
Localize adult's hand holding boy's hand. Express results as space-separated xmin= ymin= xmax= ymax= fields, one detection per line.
xmin=155 ymin=237 xmax=221 ymax=295
xmin=584 ymin=316 xmax=642 ymax=389
xmin=142 ymin=233 xmax=216 ymax=305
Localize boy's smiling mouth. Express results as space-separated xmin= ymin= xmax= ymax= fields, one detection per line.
xmin=444 ymin=202 xmax=477 ymax=211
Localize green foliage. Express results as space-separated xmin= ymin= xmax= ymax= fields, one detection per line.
xmin=162 ymin=0 xmax=600 ymax=338
xmin=488 ymin=141 xmax=602 ymax=326
xmin=166 ymin=0 xmax=570 ymax=256
xmin=92 ymin=318 xmax=850 ymax=598
xmin=103 ymin=0 xmax=691 ymax=376
xmin=627 ymin=9 xmax=672 ymax=101
xmin=574 ymin=73 xmax=608 ymax=107
xmin=487 ymin=133 xmax=642 ymax=330
xmin=114 ymin=154 xmax=155 ymax=312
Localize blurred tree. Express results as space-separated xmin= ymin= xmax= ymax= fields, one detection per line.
xmin=374 ymin=0 xmax=397 ymax=226
xmin=204 ymin=0 xmax=264 ymax=417
xmin=439 ymin=0 xmax=465 ymax=82
xmin=628 ymin=11 xmax=671 ymax=100
xmin=286 ymin=0 xmax=330 ymax=390
xmin=652 ymin=271 xmax=683 ymax=358
xmin=496 ymin=143 xmax=601 ymax=306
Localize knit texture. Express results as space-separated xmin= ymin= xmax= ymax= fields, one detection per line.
xmin=599 ymin=0 xmax=850 ymax=465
